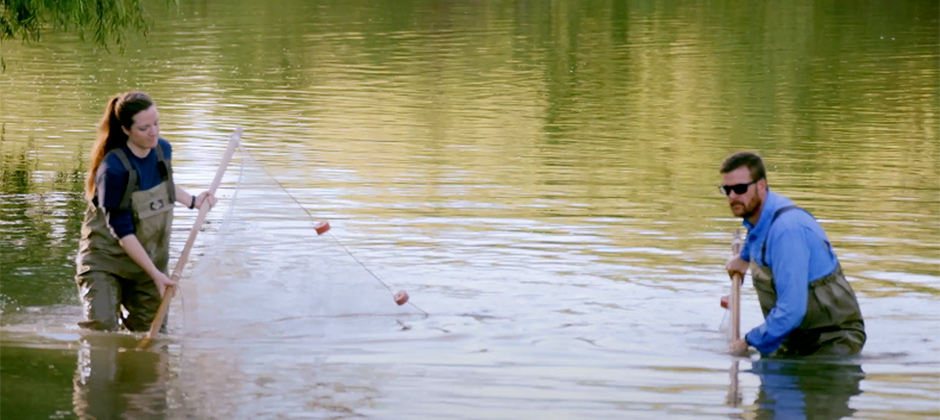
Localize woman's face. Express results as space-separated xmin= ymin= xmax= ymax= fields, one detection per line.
xmin=123 ymin=105 xmax=160 ymax=150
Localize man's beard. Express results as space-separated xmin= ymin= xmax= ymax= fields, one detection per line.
xmin=731 ymin=195 xmax=762 ymax=220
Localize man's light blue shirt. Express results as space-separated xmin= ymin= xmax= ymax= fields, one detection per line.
xmin=740 ymin=190 xmax=839 ymax=354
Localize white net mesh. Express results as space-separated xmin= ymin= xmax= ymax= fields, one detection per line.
xmin=175 ymin=147 xmax=425 ymax=341
xmin=718 ymin=307 xmax=733 ymax=342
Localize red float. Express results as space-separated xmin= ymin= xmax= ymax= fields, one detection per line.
xmin=394 ymin=290 xmax=409 ymax=306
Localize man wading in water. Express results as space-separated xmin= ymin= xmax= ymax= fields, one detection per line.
xmin=720 ymin=152 xmax=866 ymax=357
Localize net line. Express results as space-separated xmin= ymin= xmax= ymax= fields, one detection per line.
xmin=175 ymin=146 xmax=427 ymax=339
xmin=242 ymin=146 xmax=427 ymax=318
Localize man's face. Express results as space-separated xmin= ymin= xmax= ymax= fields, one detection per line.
xmin=721 ymin=166 xmax=764 ymax=219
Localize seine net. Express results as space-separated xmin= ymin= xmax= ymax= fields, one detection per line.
xmin=173 ymin=147 xmax=425 ymax=341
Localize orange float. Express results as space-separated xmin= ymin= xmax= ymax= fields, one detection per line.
xmin=394 ymin=290 xmax=409 ymax=306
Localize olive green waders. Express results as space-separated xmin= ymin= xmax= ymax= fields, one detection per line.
xmin=75 ymin=147 xmax=175 ymax=332
xmin=750 ymin=208 xmax=866 ymax=357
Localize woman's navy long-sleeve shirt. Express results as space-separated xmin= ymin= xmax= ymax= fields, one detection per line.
xmin=94 ymin=139 xmax=173 ymax=238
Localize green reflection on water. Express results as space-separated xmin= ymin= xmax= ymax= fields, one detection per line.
xmin=0 ymin=0 xmax=937 ymax=305
xmin=0 ymin=1 xmax=938 ymax=418
xmin=1 ymin=126 xmax=86 ymax=308
xmin=0 ymin=343 xmax=76 ymax=417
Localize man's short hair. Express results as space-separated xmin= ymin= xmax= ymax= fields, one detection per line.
xmin=720 ymin=151 xmax=767 ymax=182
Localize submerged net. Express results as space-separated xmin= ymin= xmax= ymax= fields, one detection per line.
xmin=174 ymin=147 xmax=425 ymax=341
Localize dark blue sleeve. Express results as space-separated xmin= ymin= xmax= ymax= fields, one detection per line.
xmin=97 ymin=155 xmax=135 ymax=239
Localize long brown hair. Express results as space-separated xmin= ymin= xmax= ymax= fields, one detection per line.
xmin=85 ymin=91 xmax=155 ymax=200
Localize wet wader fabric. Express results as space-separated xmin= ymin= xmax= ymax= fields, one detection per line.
xmin=75 ymin=147 xmax=175 ymax=332
xmin=750 ymin=206 xmax=866 ymax=357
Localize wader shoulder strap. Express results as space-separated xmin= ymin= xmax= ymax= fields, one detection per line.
xmin=760 ymin=205 xmax=837 ymax=268
xmin=761 ymin=205 xmax=806 ymax=266
xmin=109 ymin=148 xmax=138 ymax=210
xmin=154 ymin=143 xmax=176 ymax=202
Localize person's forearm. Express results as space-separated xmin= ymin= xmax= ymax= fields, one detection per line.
xmin=118 ymin=234 xmax=164 ymax=279
xmin=174 ymin=185 xmax=194 ymax=207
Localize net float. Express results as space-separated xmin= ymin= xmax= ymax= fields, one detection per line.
xmin=394 ymin=290 xmax=409 ymax=306
xmin=314 ymin=221 xmax=330 ymax=235
xmin=720 ymin=295 xmax=729 ymax=309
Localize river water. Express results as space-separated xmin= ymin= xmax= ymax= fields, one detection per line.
xmin=1 ymin=1 xmax=938 ymax=419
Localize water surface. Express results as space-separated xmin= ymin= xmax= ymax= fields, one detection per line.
xmin=1 ymin=0 xmax=938 ymax=418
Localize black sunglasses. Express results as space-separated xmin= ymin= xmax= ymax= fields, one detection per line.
xmin=719 ymin=179 xmax=760 ymax=196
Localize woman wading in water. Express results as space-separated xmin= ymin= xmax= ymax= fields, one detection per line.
xmin=75 ymin=91 xmax=217 ymax=332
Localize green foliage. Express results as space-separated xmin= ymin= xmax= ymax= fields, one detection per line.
xmin=0 ymin=0 xmax=158 ymax=52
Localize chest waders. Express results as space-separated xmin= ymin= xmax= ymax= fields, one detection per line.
xmin=75 ymin=147 xmax=175 ymax=332
xmin=750 ymin=206 xmax=866 ymax=357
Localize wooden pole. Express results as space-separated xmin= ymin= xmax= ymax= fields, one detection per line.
xmin=726 ymin=360 xmax=741 ymax=407
xmin=138 ymin=128 xmax=242 ymax=349
xmin=730 ymin=229 xmax=744 ymax=341
xmin=726 ymin=231 xmax=745 ymax=408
